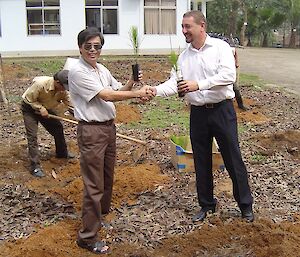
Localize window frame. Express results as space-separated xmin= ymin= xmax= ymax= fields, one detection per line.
xmin=26 ymin=0 xmax=61 ymax=36
xmin=85 ymin=0 xmax=119 ymax=35
xmin=144 ymin=0 xmax=176 ymax=35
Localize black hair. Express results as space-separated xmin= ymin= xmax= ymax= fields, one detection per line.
xmin=77 ymin=27 xmax=105 ymax=47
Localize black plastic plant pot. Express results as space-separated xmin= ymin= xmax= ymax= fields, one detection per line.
xmin=132 ymin=63 xmax=140 ymax=82
xmin=177 ymin=77 xmax=185 ymax=97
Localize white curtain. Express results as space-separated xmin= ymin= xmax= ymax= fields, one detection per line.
xmin=145 ymin=9 xmax=159 ymax=34
xmin=144 ymin=0 xmax=175 ymax=34
xmin=161 ymin=0 xmax=176 ymax=7
xmin=161 ymin=9 xmax=175 ymax=34
xmin=145 ymin=0 xmax=159 ymax=6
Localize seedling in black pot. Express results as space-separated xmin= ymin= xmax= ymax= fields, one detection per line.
xmin=129 ymin=26 xmax=141 ymax=82
xmin=169 ymin=50 xmax=185 ymax=97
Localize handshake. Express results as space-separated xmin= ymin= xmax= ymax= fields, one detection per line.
xmin=135 ymin=85 xmax=157 ymax=102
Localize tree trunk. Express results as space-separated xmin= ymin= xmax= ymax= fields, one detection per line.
xmin=0 ymin=54 xmax=8 ymax=104
xmin=262 ymin=32 xmax=268 ymax=47
xmin=239 ymin=1 xmax=248 ymax=47
xmin=289 ymin=28 xmax=297 ymax=48
xmin=228 ymin=0 xmax=239 ymax=37
xmin=247 ymin=36 xmax=252 ymax=47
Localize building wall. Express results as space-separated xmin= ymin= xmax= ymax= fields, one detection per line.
xmin=0 ymin=0 xmax=189 ymax=57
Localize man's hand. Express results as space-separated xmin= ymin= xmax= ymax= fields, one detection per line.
xmin=128 ymin=71 xmax=143 ymax=88
xmin=139 ymin=86 xmax=157 ymax=103
xmin=177 ymin=80 xmax=199 ymax=95
xmin=40 ymin=107 xmax=49 ymax=117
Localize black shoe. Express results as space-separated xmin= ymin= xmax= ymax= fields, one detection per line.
xmin=238 ymin=105 xmax=249 ymax=111
xmin=192 ymin=207 xmax=216 ymax=222
xmin=241 ymin=210 xmax=254 ymax=222
xmin=56 ymin=152 xmax=75 ymax=159
xmin=76 ymin=240 xmax=110 ymax=254
xmin=31 ymin=167 xmax=45 ymax=178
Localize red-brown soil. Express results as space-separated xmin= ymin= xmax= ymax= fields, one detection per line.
xmin=0 ymin=58 xmax=299 ymax=257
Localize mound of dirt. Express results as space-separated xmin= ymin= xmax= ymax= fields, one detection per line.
xmin=115 ymin=103 xmax=141 ymax=124
xmin=253 ymin=130 xmax=300 ymax=158
xmin=113 ymin=163 xmax=170 ymax=207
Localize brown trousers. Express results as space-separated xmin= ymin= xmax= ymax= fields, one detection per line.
xmin=77 ymin=121 xmax=116 ymax=243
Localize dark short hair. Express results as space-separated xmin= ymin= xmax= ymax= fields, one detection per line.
xmin=183 ymin=10 xmax=206 ymax=25
xmin=53 ymin=70 xmax=69 ymax=90
xmin=77 ymin=27 xmax=105 ymax=48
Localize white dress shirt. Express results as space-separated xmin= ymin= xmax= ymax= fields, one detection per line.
xmin=156 ymin=35 xmax=236 ymax=106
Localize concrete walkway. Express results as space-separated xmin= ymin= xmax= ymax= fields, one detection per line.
xmin=237 ymin=47 xmax=300 ymax=96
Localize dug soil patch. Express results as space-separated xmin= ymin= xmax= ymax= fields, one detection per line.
xmin=0 ymin=57 xmax=299 ymax=257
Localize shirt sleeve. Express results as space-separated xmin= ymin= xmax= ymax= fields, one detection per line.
xmin=110 ymin=73 xmax=122 ymax=91
xmin=61 ymin=91 xmax=72 ymax=107
xmin=69 ymin=69 xmax=102 ymax=102
xmin=22 ymin=80 xmax=45 ymax=111
xmin=155 ymin=69 xmax=178 ymax=97
xmin=197 ymin=43 xmax=236 ymax=91
xmin=99 ymin=64 xmax=122 ymax=91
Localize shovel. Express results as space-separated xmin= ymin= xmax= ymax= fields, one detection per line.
xmin=47 ymin=113 xmax=147 ymax=145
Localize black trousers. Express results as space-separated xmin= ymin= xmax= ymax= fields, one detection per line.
xmin=190 ymin=100 xmax=253 ymax=211
xmin=21 ymin=101 xmax=68 ymax=170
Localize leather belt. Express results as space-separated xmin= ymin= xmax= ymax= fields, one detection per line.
xmin=197 ymin=99 xmax=232 ymax=109
xmin=78 ymin=119 xmax=114 ymax=126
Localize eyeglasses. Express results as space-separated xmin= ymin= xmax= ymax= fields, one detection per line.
xmin=83 ymin=43 xmax=102 ymax=51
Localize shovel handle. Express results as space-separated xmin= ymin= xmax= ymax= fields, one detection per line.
xmin=48 ymin=113 xmax=78 ymax=124
xmin=47 ymin=113 xmax=147 ymax=145
xmin=116 ymin=133 xmax=146 ymax=145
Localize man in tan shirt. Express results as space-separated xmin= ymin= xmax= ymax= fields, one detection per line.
xmin=21 ymin=70 xmax=74 ymax=178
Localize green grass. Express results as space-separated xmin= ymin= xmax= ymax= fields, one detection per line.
xmin=250 ymin=153 xmax=266 ymax=163
xmin=238 ymin=123 xmax=253 ymax=134
xmin=240 ymin=73 xmax=265 ymax=90
xmin=3 ymin=56 xmax=268 ymax=132
xmin=4 ymin=57 xmax=67 ymax=75
xmin=128 ymin=96 xmax=190 ymax=130
xmin=7 ymin=95 xmax=22 ymax=103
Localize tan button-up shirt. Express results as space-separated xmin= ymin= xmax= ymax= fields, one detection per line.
xmin=22 ymin=76 xmax=71 ymax=113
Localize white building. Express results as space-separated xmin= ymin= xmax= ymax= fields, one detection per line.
xmin=0 ymin=0 xmax=212 ymax=57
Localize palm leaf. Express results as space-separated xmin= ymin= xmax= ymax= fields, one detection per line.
xmin=129 ymin=26 xmax=140 ymax=58
xmin=169 ymin=50 xmax=179 ymax=71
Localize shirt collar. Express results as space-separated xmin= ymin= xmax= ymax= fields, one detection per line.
xmin=188 ymin=34 xmax=214 ymax=52
xmin=79 ymin=56 xmax=102 ymax=73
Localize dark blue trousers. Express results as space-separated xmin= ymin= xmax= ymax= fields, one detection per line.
xmin=190 ymin=100 xmax=253 ymax=212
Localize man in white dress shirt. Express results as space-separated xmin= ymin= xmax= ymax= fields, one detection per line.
xmin=151 ymin=11 xmax=254 ymax=222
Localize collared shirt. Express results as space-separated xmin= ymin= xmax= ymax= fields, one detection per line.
xmin=22 ymin=76 xmax=70 ymax=111
xmin=68 ymin=57 xmax=122 ymax=122
xmin=156 ymin=35 xmax=236 ymax=105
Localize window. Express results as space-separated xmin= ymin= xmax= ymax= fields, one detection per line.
xmin=85 ymin=0 xmax=118 ymax=34
xmin=144 ymin=0 xmax=176 ymax=34
xmin=26 ymin=0 xmax=61 ymax=35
